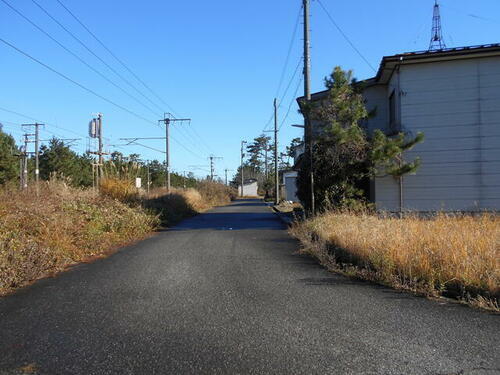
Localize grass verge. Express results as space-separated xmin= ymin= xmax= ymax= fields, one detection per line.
xmin=0 ymin=182 xmax=159 ymax=296
xmin=1 ymin=179 xmax=236 ymax=296
xmin=290 ymin=211 xmax=499 ymax=311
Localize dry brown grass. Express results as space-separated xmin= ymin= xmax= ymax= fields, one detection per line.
xmin=144 ymin=182 xmax=236 ymax=226
xmin=0 ymin=178 xmax=235 ymax=296
xmin=290 ymin=211 xmax=500 ymax=309
xmin=0 ymin=182 xmax=159 ymax=296
xmin=99 ymin=177 xmax=140 ymax=203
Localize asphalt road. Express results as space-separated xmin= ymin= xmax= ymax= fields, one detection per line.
xmin=0 ymin=199 xmax=498 ymax=375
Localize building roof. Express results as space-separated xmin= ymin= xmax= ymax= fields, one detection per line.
xmin=375 ymin=43 xmax=500 ymax=84
xmin=298 ymin=43 xmax=500 ymax=103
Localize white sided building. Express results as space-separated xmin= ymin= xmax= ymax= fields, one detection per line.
xmin=299 ymin=44 xmax=500 ymax=212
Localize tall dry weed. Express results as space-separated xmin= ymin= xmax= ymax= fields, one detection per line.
xmin=99 ymin=177 xmax=139 ymax=203
xmin=291 ymin=211 xmax=499 ymax=305
xmin=0 ymin=182 xmax=159 ymax=295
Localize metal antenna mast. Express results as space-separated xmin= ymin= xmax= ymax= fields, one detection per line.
xmin=429 ymin=0 xmax=446 ymax=51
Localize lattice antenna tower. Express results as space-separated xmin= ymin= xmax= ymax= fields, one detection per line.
xmin=429 ymin=0 xmax=446 ymax=51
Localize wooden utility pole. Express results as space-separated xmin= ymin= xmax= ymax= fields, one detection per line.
xmin=97 ymin=113 xmax=103 ymax=182
xmin=88 ymin=114 xmax=105 ymax=189
xmin=22 ymin=134 xmax=29 ymax=189
xmin=274 ymin=98 xmax=280 ymax=205
xmin=224 ymin=168 xmax=232 ymax=186
xmin=264 ymin=138 xmax=269 ymax=180
xmin=34 ymin=124 xmax=40 ymax=186
xmin=240 ymin=141 xmax=247 ymax=197
xmin=208 ymin=155 xmax=222 ymax=181
xmin=159 ymin=113 xmax=191 ymax=192
xmin=303 ymin=0 xmax=315 ymax=215
xmin=147 ymin=162 xmax=151 ymax=194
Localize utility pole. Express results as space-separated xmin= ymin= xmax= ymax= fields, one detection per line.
xmin=182 ymin=171 xmax=187 ymax=189
xmin=22 ymin=134 xmax=29 ymax=189
xmin=224 ymin=169 xmax=233 ymax=186
xmin=208 ymin=155 xmax=222 ymax=181
xmin=88 ymin=114 xmax=106 ymax=189
xmin=147 ymin=161 xmax=151 ymax=194
xmin=34 ymin=124 xmax=39 ymax=186
xmin=159 ymin=113 xmax=191 ymax=192
xmin=19 ymin=147 xmax=24 ymax=190
xmin=97 ymin=113 xmax=103 ymax=182
xmin=240 ymin=141 xmax=247 ymax=197
xmin=264 ymin=138 xmax=269 ymax=180
xmin=303 ymin=0 xmax=315 ymax=215
xmin=22 ymin=123 xmax=43 ymax=193
xmin=274 ymin=98 xmax=280 ymax=205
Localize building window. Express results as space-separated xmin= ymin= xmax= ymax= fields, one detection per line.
xmin=389 ymin=90 xmax=397 ymax=132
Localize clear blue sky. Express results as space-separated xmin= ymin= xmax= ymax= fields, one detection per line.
xmin=1 ymin=0 xmax=499 ymax=180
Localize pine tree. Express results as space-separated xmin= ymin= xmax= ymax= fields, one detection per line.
xmin=0 ymin=127 xmax=19 ymax=185
xmin=39 ymin=138 xmax=92 ymax=186
xmin=297 ymin=66 xmax=424 ymax=211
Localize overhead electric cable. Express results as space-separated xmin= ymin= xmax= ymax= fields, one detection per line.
xmin=316 ymin=0 xmax=376 ymax=73
xmin=28 ymin=0 xmax=166 ymax=115
xmin=264 ymin=57 xmax=302 ymax=132
xmin=0 ymin=106 xmax=86 ymax=138
xmin=11 ymin=0 xmax=161 ymax=118
xmin=0 ymin=37 xmax=159 ymax=126
xmin=275 ymin=4 xmax=303 ymax=98
xmin=279 ymin=57 xmax=303 ymax=105
xmin=54 ymin=0 xmax=178 ymax=114
xmin=279 ymin=76 xmax=303 ymax=131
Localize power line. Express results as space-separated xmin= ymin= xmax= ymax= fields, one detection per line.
xmin=0 ymin=37 xmax=159 ymax=125
xmin=279 ymin=76 xmax=303 ymax=131
xmin=24 ymin=0 xmax=209 ymax=158
xmin=170 ymin=132 xmax=206 ymax=161
xmin=173 ymin=125 xmax=212 ymax=155
xmin=182 ymin=124 xmax=214 ymax=154
xmin=0 ymin=119 xmax=83 ymax=150
xmin=275 ymin=4 xmax=303 ymax=99
xmin=279 ymin=57 xmax=303 ymax=105
xmin=3 ymin=0 xmax=160 ymax=118
xmin=441 ymin=4 xmax=500 ymax=25
xmin=54 ymin=0 xmax=178 ymax=115
xmin=0 ymin=12 xmax=210 ymax=162
xmin=316 ymin=0 xmax=376 ymax=73
xmin=264 ymin=4 xmax=302 ymax=133
xmin=264 ymin=57 xmax=302 ymax=132
xmin=0 ymin=106 xmax=86 ymax=139
xmin=30 ymin=0 xmax=166 ymax=115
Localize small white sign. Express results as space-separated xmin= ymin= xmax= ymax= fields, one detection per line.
xmin=135 ymin=178 xmax=142 ymax=188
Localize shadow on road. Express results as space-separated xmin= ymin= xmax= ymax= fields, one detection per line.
xmin=171 ymin=212 xmax=285 ymax=231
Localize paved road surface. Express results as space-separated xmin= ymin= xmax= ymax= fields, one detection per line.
xmin=0 ymin=199 xmax=498 ymax=374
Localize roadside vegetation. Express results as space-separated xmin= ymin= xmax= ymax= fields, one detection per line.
xmin=0 ymin=179 xmax=236 ymax=296
xmin=297 ymin=67 xmax=423 ymax=212
xmin=289 ymin=67 xmax=499 ymax=310
xmin=291 ymin=211 xmax=499 ymax=310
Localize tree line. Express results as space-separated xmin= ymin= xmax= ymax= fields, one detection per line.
xmin=231 ymin=134 xmax=302 ymax=197
xmin=0 ymin=130 xmax=198 ymax=189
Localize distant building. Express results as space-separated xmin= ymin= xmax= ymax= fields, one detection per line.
xmin=282 ymin=171 xmax=299 ymax=202
xmin=239 ymin=179 xmax=258 ymax=197
xmin=295 ymin=44 xmax=500 ymax=212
